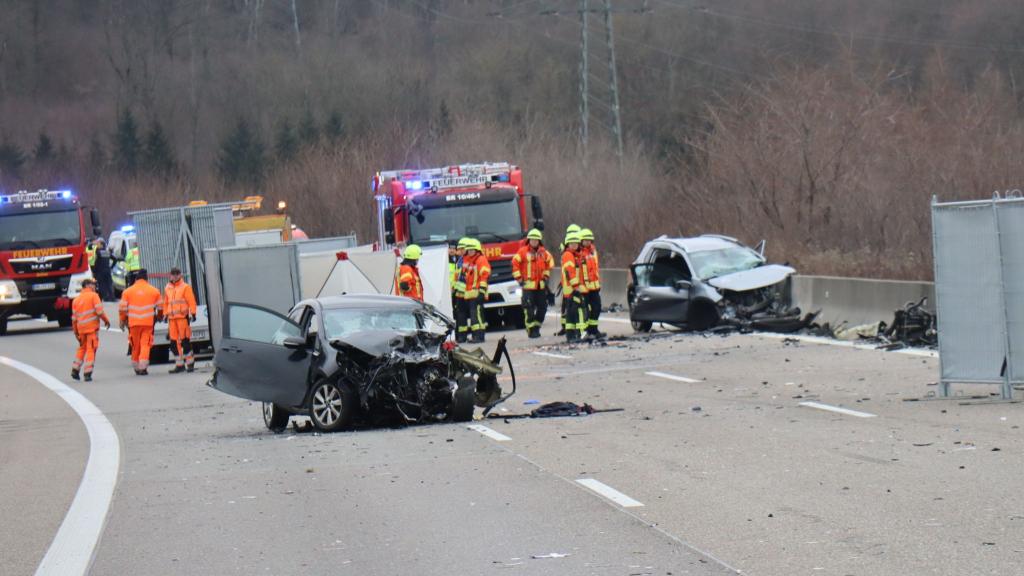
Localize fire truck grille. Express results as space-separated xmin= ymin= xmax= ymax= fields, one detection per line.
xmin=489 ymin=259 xmax=514 ymax=284
xmin=10 ymin=256 xmax=73 ymax=275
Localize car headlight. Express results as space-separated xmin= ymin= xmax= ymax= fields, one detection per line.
xmin=0 ymin=279 xmax=22 ymax=305
xmin=66 ymin=271 xmax=94 ymax=298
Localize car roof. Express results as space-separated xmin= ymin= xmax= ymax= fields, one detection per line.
xmin=297 ymin=293 xmax=423 ymax=311
xmin=648 ymin=234 xmax=744 ymax=253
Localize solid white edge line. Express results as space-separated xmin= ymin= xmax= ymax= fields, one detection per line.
xmin=645 ymin=370 xmax=700 ymax=383
xmin=467 ymin=424 xmax=512 ymax=442
xmin=575 ymin=478 xmax=644 ymax=507
xmin=798 ymin=401 xmax=877 ymax=419
xmin=754 ymin=332 xmax=938 ymax=358
xmin=0 ymin=356 xmax=122 ymax=576
xmin=532 ymin=351 xmax=573 ymax=360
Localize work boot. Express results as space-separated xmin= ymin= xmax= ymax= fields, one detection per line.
xmin=455 ymin=332 xmax=467 ymax=344
xmin=135 ymin=369 xmax=149 ymax=376
xmin=566 ymin=330 xmax=580 ymax=343
xmin=169 ymin=365 xmax=185 ymax=374
xmin=528 ymin=327 xmax=541 ymax=339
xmin=587 ymin=327 xmax=607 ymax=340
xmin=554 ymin=327 xmax=566 ymax=336
xmin=71 ymin=369 xmax=80 ymax=381
xmin=471 ymin=331 xmax=486 ymax=344
xmin=84 ymin=373 xmax=93 ymax=382
xmin=186 ymin=364 xmax=195 ymax=373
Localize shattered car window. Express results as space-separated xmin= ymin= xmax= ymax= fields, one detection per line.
xmin=323 ymin=308 xmax=422 ymax=340
xmin=688 ymin=247 xmax=764 ymax=280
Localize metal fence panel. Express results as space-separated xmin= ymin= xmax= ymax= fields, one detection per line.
xmin=996 ymin=201 xmax=1024 ymax=382
xmin=932 ymin=203 xmax=1006 ymax=384
xmin=295 ymin=235 xmax=358 ymax=254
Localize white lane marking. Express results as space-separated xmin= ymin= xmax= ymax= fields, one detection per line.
xmin=575 ymin=478 xmax=644 ymax=507
xmin=755 ymin=332 xmax=938 ymax=358
xmin=532 ymin=351 xmax=573 ymax=360
xmin=467 ymin=424 xmax=512 ymax=442
xmin=799 ymin=401 xmax=877 ymax=419
xmin=544 ymin=312 xmax=632 ymax=325
xmin=645 ymin=371 xmax=700 ymax=383
xmin=0 ymin=356 xmax=121 ymax=576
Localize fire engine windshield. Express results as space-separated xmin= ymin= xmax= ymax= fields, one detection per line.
xmin=0 ymin=209 xmax=82 ymax=250
xmin=408 ymin=198 xmax=523 ymax=245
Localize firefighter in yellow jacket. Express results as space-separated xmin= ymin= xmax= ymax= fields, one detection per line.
xmin=461 ymin=239 xmax=491 ymax=343
xmin=560 ymin=231 xmax=585 ymax=343
xmin=395 ymin=245 xmax=424 ymax=301
xmin=512 ymin=228 xmax=554 ymax=339
xmin=163 ymin=267 xmax=198 ymax=373
xmin=579 ymin=228 xmax=606 ymax=340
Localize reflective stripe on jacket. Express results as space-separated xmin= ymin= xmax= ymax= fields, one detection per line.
xmin=86 ymin=246 xmax=97 ymax=267
xmin=396 ymin=263 xmax=424 ymax=301
xmin=163 ymin=280 xmax=198 ymax=320
xmin=125 ymin=247 xmax=141 ymax=271
xmin=72 ymin=287 xmax=107 ymax=334
xmin=119 ymin=280 xmax=162 ymax=327
xmin=561 ymin=250 xmax=582 ymax=296
xmin=581 ymin=246 xmax=601 ymax=291
xmin=461 ymin=253 xmax=491 ymax=299
xmin=512 ymin=245 xmax=554 ymax=290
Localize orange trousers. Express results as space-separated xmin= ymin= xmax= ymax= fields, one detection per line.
xmin=168 ymin=318 xmax=194 ymax=367
xmin=129 ymin=325 xmax=154 ymax=370
xmin=73 ymin=332 xmax=99 ymax=375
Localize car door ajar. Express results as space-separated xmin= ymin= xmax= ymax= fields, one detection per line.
xmin=210 ymin=303 xmax=311 ymax=408
xmin=631 ymin=259 xmax=691 ymax=324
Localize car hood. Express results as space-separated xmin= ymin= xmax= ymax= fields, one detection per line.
xmin=706 ymin=264 xmax=795 ymax=292
xmin=330 ymin=329 xmax=447 ymax=358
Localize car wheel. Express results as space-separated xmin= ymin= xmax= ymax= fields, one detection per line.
xmin=627 ymin=285 xmax=653 ymax=332
xmin=450 ymin=376 xmax=477 ymax=422
xmin=262 ymin=402 xmax=290 ymax=433
xmin=56 ymin=311 xmax=73 ymax=328
xmin=631 ymin=318 xmax=653 ymax=333
xmin=309 ymin=380 xmax=355 ymax=432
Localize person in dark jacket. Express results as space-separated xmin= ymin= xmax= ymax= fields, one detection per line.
xmin=91 ymin=238 xmax=116 ymax=302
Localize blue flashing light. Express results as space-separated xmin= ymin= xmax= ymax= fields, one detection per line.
xmin=497 ymin=174 xmax=509 ymax=182
xmin=120 ymin=224 xmax=135 ymax=233
xmin=60 ymin=190 xmax=72 ymax=199
xmin=408 ymin=181 xmax=425 ymax=191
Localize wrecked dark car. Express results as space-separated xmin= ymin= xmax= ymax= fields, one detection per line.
xmin=627 ymin=235 xmax=813 ymax=332
xmin=208 ymin=295 xmax=514 ymax=432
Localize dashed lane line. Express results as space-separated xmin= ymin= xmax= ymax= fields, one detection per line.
xmin=645 ymin=370 xmax=701 ymax=383
xmin=799 ymin=401 xmax=877 ymax=419
xmin=532 ymin=351 xmax=573 ymax=360
xmin=575 ymin=478 xmax=645 ymax=507
xmin=467 ymin=424 xmax=512 ymax=442
xmin=0 ymin=356 xmax=121 ymax=576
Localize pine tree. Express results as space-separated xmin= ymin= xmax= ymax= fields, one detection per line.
xmin=324 ymin=110 xmax=345 ymax=145
xmin=143 ymin=121 xmax=177 ymax=177
xmin=275 ymin=119 xmax=298 ymax=163
xmin=34 ymin=132 xmax=55 ymax=164
xmin=435 ymin=100 xmax=453 ymax=139
xmin=0 ymin=141 xmax=27 ymax=180
xmin=87 ymin=137 xmax=106 ymax=173
xmin=217 ymin=118 xmax=266 ymax=186
xmin=298 ymin=108 xmax=319 ymax=147
xmin=112 ymin=110 xmax=142 ymax=175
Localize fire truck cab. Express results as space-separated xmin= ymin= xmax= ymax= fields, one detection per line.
xmin=0 ymin=189 xmax=103 ymax=335
xmin=373 ymin=162 xmax=544 ymax=327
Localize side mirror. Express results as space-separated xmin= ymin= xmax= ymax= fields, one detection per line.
xmin=384 ymin=209 xmax=396 ymax=245
xmin=283 ymin=336 xmax=306 ymax=349
xmin=90 ymin=209 xmax=103 ymax=237
xmin=673 ymin=279 xmax=692 ymax=291
xmin=531 ymin=196 xmax=544 ymax=230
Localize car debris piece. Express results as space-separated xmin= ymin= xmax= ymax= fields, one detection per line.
xmin=627 ymin=234 xmax=811 ymax=333
xmin=531 ymin=553 xmax=570 ymax=559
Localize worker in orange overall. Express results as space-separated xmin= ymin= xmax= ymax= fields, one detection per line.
xmin=119 ymin=269 xmax=162 ymax=376
xmin=560 ymin=231 xmax=585 ymax=343
xmin=395 ymin=245 xmax=424 ymax=301
xmin=512 ymin=228 xmax=554 ymax=339
xmin=461 ymin=239 xmax=491 ymax=343
xmin=163 ymin=266 xmax=198 ymax=373
xmin=71 ymin=278 xmax=111 ymax=381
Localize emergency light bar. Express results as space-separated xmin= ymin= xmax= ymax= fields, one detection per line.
xmin=376 ymin=162 xmax=514 ymax=192
xmin=0 ymin=189 xmax=76 ymax=204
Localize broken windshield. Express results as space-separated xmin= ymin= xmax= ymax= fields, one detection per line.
xmin=688 ymin=246 xmax=764 ymax=280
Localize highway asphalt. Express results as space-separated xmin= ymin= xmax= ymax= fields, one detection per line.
xmin=2 ymin=307 xmax=1022 ymax=575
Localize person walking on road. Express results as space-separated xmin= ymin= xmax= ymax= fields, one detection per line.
xmin=395 ymin=245 xmax=424 ymax=301
xmin=512 ymin=228 xmax=554 ymax=339
xmin=560 ymin=231 xmax=585 ymax=343
xmin=163 ymin=267 xmax=198 ymax=373
xmin=119 ymin=269 xmax=162 ymax=376
xmin=461 ymin=239 xmax=491 ymax=343
xmin=579 ymin=228 xmax=607 ymax=340
xmin=71 ymin=278 xmax=111 ymax=382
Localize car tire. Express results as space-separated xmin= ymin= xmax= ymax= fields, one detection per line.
xmin=627 ymin=285 xmax=653 ymax=333
xmin=56 ymin=311 xmax=72 ymax=328
xmin=262 ymin=402 xmax=290 ymax=433
xmin=631 ymin=318 xmax=653 ymax=333
xmin=309 ymin=380 xmax=355 ymax=432
xmin=450 ymin=376 xmax=477 ymax=422
xmin=0 ymin=316 xmax=7 ymax=336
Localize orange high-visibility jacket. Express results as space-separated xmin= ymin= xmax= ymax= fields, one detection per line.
xmin=395 ymin=263 xmax=424 ymax=301
xmin=561 ymin=249 xmax=583 ymax=296
xmin=163 ymin=280 xmax=198 ymax=320
xmin=72 ymin=287 xmax=108 ymax=334
xmin=581 ymin=246 xmax=601 ymax=291
xmin=512 ymin=245 xmax=554 ymax=290
xmin=462 ymin=253 xmax=491 ymax=298
xmin=119 ymin=280 xmax=162 ymax=327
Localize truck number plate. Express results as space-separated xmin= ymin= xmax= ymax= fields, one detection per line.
xmin=192 ymin=330 xmax=209 ymax=341
xmin=32 ymin=282 xmax=57 ymax=291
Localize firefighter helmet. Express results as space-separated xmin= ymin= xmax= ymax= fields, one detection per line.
xmin=403 ymin=244 xmax=422 ymax=260
xmin=527 ymin=228 xmax=543 ymax=241
xmin=579 ymin=228 xmax=594 ymax=241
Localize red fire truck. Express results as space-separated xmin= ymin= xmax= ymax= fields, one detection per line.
xmin=373 ymin=162 xmax=544 ymax=327
xmin=0 ymin=189 xmax=103 ymax=335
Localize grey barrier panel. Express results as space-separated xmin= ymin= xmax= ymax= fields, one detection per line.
xmin=216 ymin=243 xmax=301 ymax=315
xmin=996 ymin=201 xmax=1024 ymax=384
xmin=295 ymin=235 xmax=358 ymax=254
xmin=204 ymin=249 xmax=224 ymax=348
xmin=932 ymin=196 xmax=1024 ymax=398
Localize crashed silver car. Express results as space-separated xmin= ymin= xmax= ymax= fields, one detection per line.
xmin=627 ymin=235 xmax=810 ymax=332
xmin=208 ymin=295 xmax=514 ymax=432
